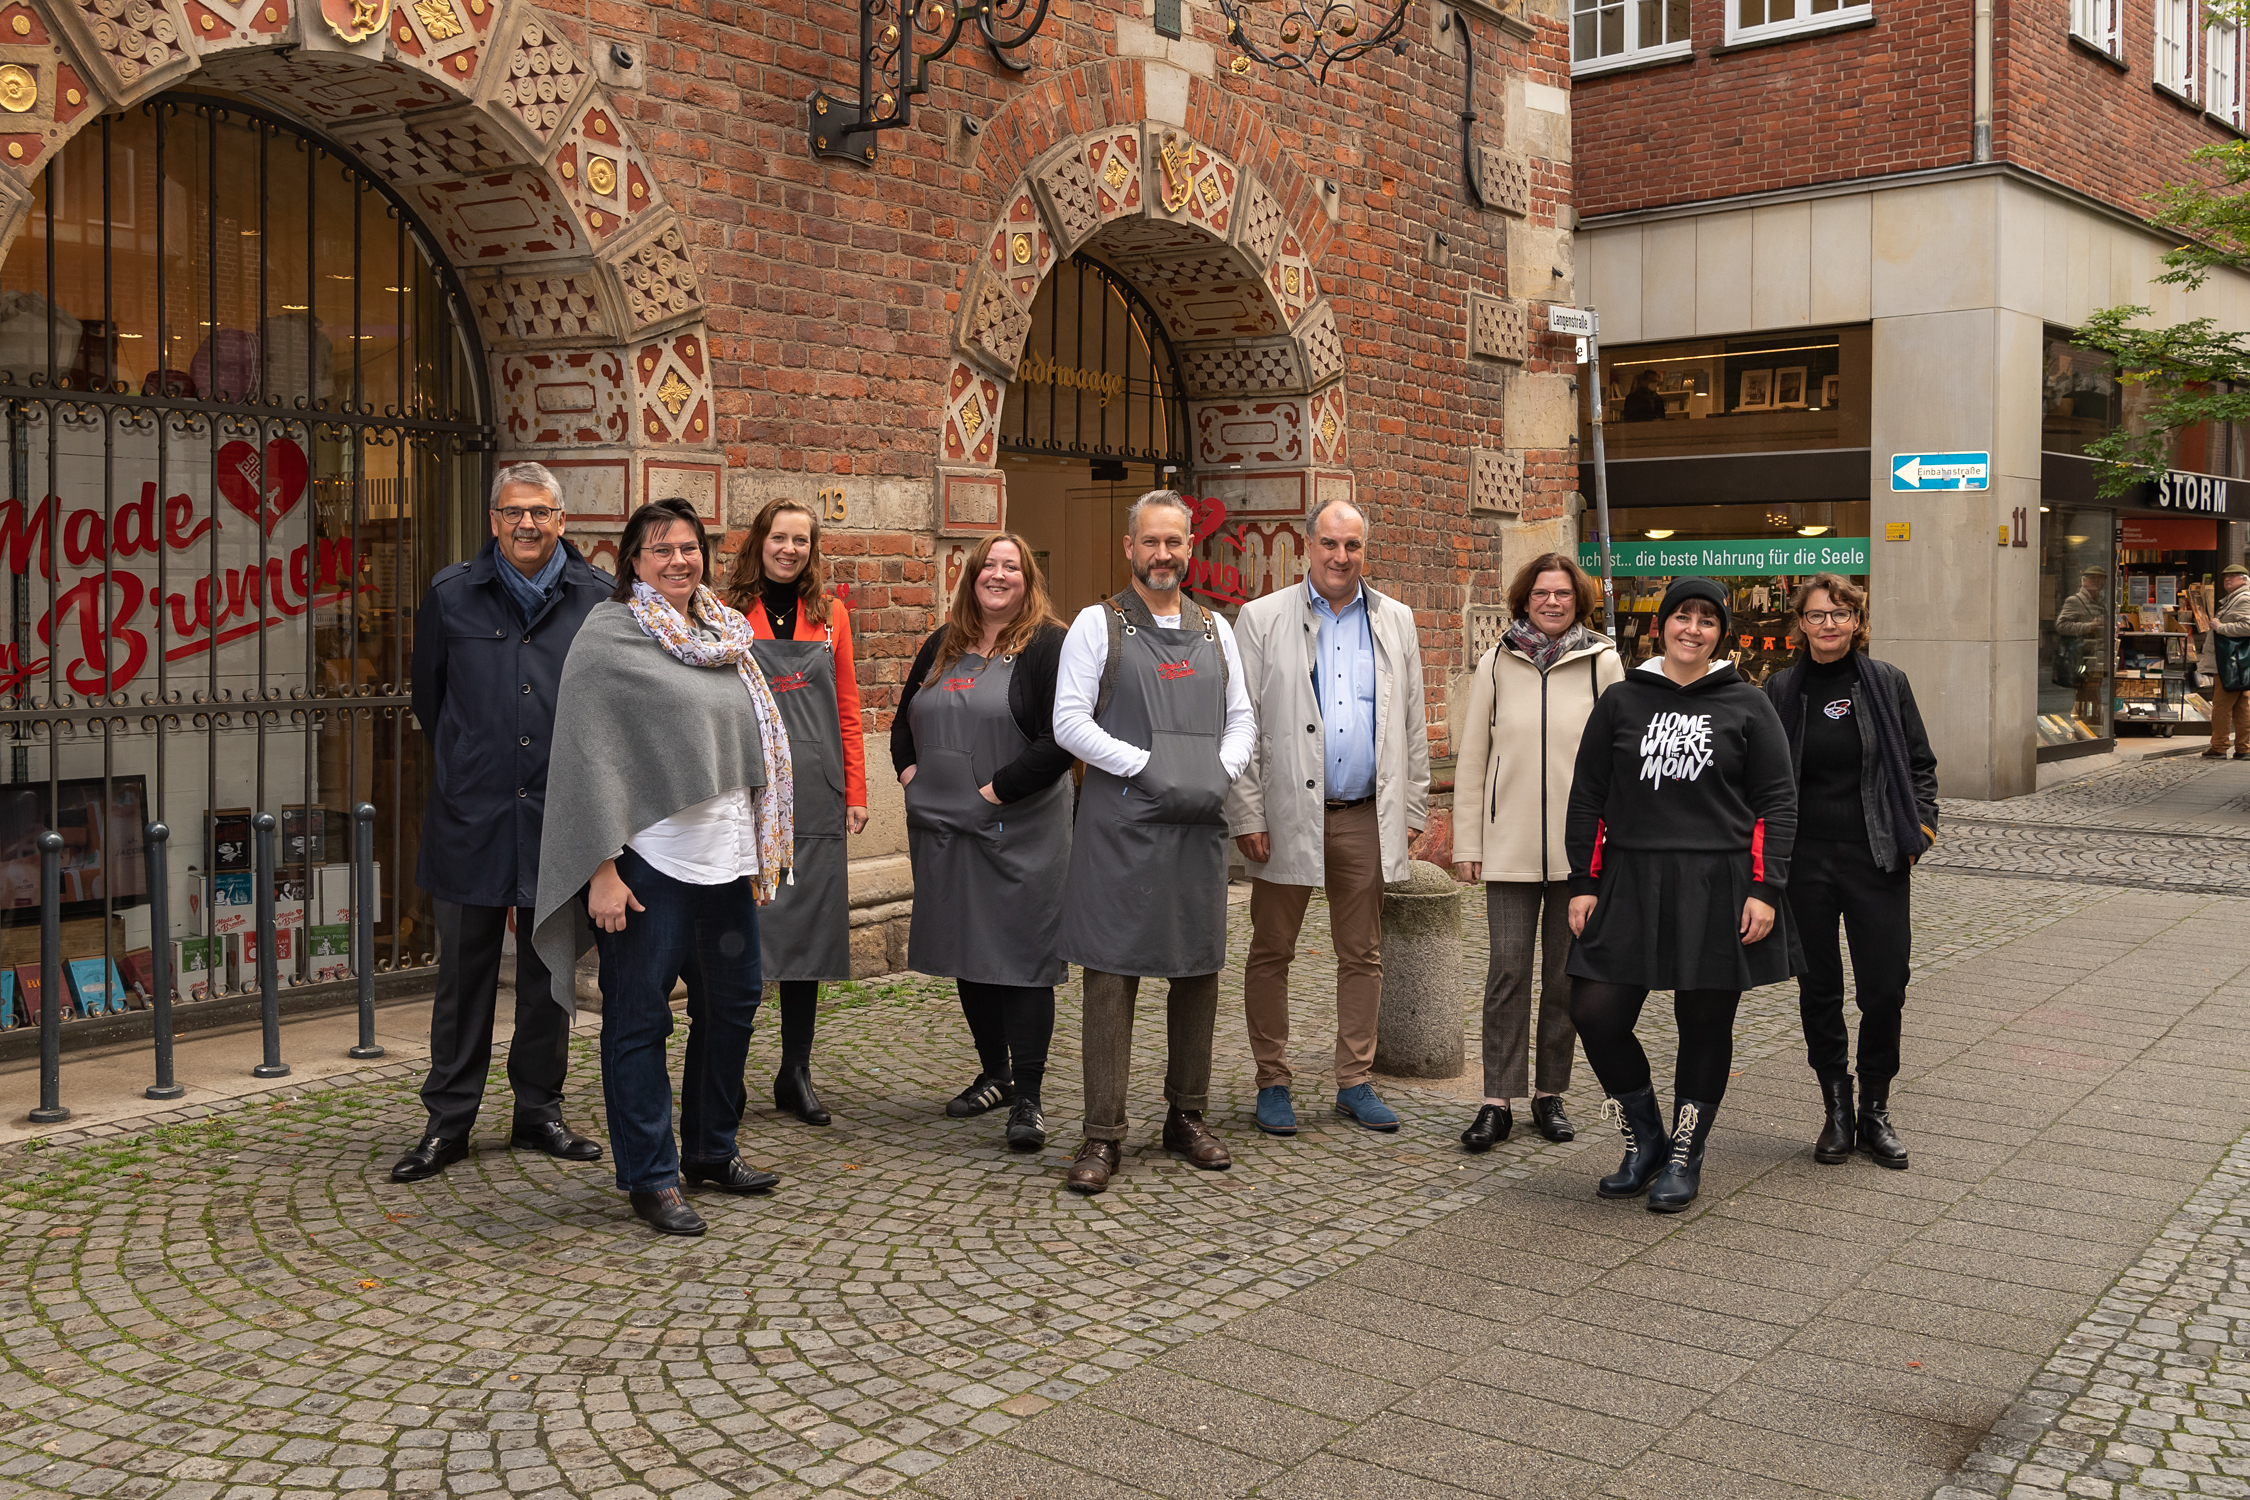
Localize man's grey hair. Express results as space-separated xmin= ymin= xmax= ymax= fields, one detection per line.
xmin=489 ymin=461 xmax=563 ymax=509
xmin=1125 ymin=488 xmax=1193 ymax=538
xmin=1308 ymin=495 xmax=1368 ymax=539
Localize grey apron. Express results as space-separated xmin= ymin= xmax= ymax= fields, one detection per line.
xmin=750 ymin=633 xmax=851 ymax=981
xmin=904 ymin=652 xmax=1072 ymax=985
xmin=1057 ymin=594 xmax=1231 ymax=977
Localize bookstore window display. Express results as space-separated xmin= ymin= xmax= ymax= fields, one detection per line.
xmin=2116 ymin=516 xmax=2233 ymax=736
xmin=2039 ymin=512 xmax=2114 ymax=748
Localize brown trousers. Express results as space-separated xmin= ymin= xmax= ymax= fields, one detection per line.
xmin=1244 ymin=801 xmax=1385 ymax=1091
xmin=2212 ymin=684 xmax=2250 ymax=753
xmin=1079 ymin=969 xmax=1219 ymax=1143
xmin=1481 ymin=879 xmax=1578 ymax=1098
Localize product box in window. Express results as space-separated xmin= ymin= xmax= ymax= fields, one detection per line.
xmin=314 ymin=862 xmax=381 ymax=928
xmin=0 ymin=968 xmax=15 ymax=1027
xmin=65 ymin=957 xmax=126 ymax=1016
xmin=175 ymin=935 xmax=235 ymax=1000
xmin=307 ymin=924 xmax=350 ymax=983
xmin=241 ymin=927 xmax=293 ymax=972
xmin=11 ymin=963 xmax=60 ymax=1020
xmin=118 ymin=947 xmax=157 ymax=1004
xmin=209 ymin=809 xmax=253 ymax=873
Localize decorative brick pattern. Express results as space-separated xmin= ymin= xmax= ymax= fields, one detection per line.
xmin=497 ymin=348 xmax=629 ymax=446
xmin=1147 ymin=129 xmax=1238 ymax=239
xmin=937 ymin=468 xmax=1005 ymax=534
xmin=470 ymin=265 xmax=611 ymax=346
xmin=1471 ymin=446 xmax=1522 ymax=513
xmin=555 ymin=98 xmax=652 ymax=242
xmin=387 ymin=0 xmax=485 ymax=87
xmin=940 ymin=358 xmax=1001 ymax=467
xmin=982 ymin=185 xmax=1054 ymax=309
xmin=334 ymin=105 xmax=519 ymax=183
xmin=1469 ymin=293 xmax=1526 ymax=363
xmin=477 ymin=3 xmax=586 ymax=150
xmin=1308 ymin=384 xmax=1347 ymax=464
xmin=1233 ymin=176 xmax=1286 ymax=266
xmin=1267 ymin=230 xmax=1316 ymax=325
xmin=1479 ymin=144 xmax=1529 ymax=217
xmin=1298 ymin=298 xmax=1343 ymax=387
xmin=1081 ymin=128 xmax=1143 ymax=231
xmin=65 ymin=0 xmax=189 ymax=92
xmin=1030 ymin=142 xmax=1100 ymax=252
xmin=632 ymin=329 xmax=712 ymax=446
xmin=406 ymin=168 xmax=584 ymax=263
xmin=961 ymin=267 xmax=1031 ymax=374
xmin=0 ymin=8 xmax=95 ymax=176
xmin=1134 ymin=252 xmax=1282 ymax=341
xmin=1193 ymin=398 xmax=1304 ymax=469
xmin=643 ymin=456 xmax=722 ymax=524
xmin=608 ymin=216 xmax=702 ymax=331
xmin=1178 ymin=339 xmax=1305 ymax=398
xmin=198 ymin=47 xmax=451 ymax=122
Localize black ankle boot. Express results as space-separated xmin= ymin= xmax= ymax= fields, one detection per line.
xmin=1647 ymin=1098 xmax=1717 ymax=1213
xmin=1857 ymin=1089 xmax=1909 ymax=1170
xmin=774 ymin=1064 xmax=831 ymax=1126
xmin=1596 ymin=1085 xmax=1670 ymax=1199
xmin=1814 ymin=1076 xmax=1855 ymax=1165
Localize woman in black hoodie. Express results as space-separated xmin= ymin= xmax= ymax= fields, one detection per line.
xmin=1565 ymin=576 xmax=1799 ymax=1212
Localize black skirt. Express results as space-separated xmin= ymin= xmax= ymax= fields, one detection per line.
xmin=1565 ymin=847 xmax=1800 ymax=992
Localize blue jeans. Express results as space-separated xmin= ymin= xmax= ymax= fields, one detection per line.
xmin=594 ymin=848 xmax=763 ymax=1193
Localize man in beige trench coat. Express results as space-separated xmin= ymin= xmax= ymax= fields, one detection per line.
xmin=1225 ymin=497 xmax=1431 ymax=1136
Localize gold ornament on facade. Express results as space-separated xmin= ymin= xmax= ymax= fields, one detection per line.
xmin=958 ymin=392 xmax=983 ymax=439
xmin=1229 ymin=54 xmax=1250 ymax=72
xmin=0 ymin=65 xmax=36 ymax=113
xmin=10 ymin=15 xmax=28 ymax=33
xmin=1199 ymin=176 xmax=1220 ymax=206
xmin=656 ymin=369 xmax=691 ymax=417
xmin=560 ymin=159 xmax=574 ymax=179
xmin=1284 ymin=266 xmax=1300 ymax=295
xmin=1319 ymin=411 xmax=1337 ymax=447
xmin=1158 ymin=133 xmax=1192 ymax=212
xmin=1010 ymin=233 xmax=1031 ymax=265
xmin=414 ymin=0 xmax=461 ymax=38
xmin=1102 ymin=156 xmax=1129 ymax=190
xmin=586 ymin=155 xmax=617 ymax=195
xmin=323 ymin=0 xmax=390 ymax=44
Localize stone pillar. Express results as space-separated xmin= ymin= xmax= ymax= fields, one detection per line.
xmin=1374 ymin=860 xmax=1466 ymax=1079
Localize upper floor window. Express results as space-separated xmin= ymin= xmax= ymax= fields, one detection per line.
xmin=2157 ymin=0 xmax=2198 ymax=95
xmin=2210 ymin=19 xmax=2243 ymax=125
xmin=1725 ymin=0 xmax=1869 ymax=46
xmin=1573 ymin=0 xmax=1689 ymax=72
xmin=2072 ymin=0 xmax=2122 ymax=58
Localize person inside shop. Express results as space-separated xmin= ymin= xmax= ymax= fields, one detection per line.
xmin=1764 ymin=574 xmax=1936 ymax=1172
xmin=393 ymin=462 xmax=613 ymax=1185
xmin=1564 ymin=576 xmax=1799 ymax=1213
xmin=1226 ymin=497 xmax=1431 ymax=1140
xmin=1053 ymin=490 xmax=1256 ymax=1195
xmin=1620 ymin=369 xmax=1666 ymax=423
xmin=2193 ymin=562 xmax=2250 ymax=759
xmin=721 ymin=499 xmax=868 ymax=1127
xmin=1452 ymin=551 xmax=1624 ymax=1153
xmin=891 ymin=533 xmax=1074 ymax=1151
xmin=2054 ymin=566 xmax=2109 ymax=721
xmin=531 ymin=499 xmax=794 ymax=1238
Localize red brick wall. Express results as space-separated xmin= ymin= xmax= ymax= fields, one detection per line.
xmin=559 ymin=1 xmax=1577 ymax=731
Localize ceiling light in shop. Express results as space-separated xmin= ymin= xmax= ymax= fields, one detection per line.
xmin=1797 ymin=526 xmax=1829 ymax=536
xmin=1644 ymin=529 xmax=1675 ymax=539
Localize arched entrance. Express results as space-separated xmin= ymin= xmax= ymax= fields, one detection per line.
xmin=0 ymin=91 xmax=487 ymax=994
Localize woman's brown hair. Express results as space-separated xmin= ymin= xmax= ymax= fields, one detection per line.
xmin=609 ymin=498 xmax=712 ymax=606
xmin=1504 ymin=551 xmax=1599 ymax=626
xmin=723 ymin=497 xmax=831 ymax=627
xmin=1788 ymin=572 xmax=1871 ymax=653
xmin=927 ymin=533 xmax=1058 ymax=681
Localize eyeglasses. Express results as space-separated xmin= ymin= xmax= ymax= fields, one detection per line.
xmin=1800 ymin=609 xmax=1858 ymax=625
xmin=1528 ymin=589 xmax=1576 ymax=604
xmin=639 ymin=543 xmax=702 ymax=563
xmin=495 ymin=506 xmax=559 ymax=526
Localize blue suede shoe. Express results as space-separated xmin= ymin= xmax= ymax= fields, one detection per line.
xmin=1335 ymin=1083 xmax=1400 ymax=1132
xmin=1254 ymin=1085 xmax=1298 ymax=1136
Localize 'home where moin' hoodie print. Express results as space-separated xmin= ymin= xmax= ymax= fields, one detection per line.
xmin=1640 ymin=711 xmax=1715 ymax=787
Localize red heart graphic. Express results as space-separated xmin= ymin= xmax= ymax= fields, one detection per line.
xmin=214 ymin=438 xmax=310 ymax=537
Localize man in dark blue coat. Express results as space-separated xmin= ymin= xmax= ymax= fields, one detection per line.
xmin=393 ymin=462 xmax=614 ymax=1183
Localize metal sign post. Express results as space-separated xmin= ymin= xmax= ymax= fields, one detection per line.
xmin=1550 ymin=304 xmax=1617 ymax=629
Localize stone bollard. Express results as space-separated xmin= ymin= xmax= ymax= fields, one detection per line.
xmin=1374 ymin=859 xmax=1466 ymax=1078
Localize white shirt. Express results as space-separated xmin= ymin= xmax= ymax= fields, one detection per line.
xmin=627 ymin=788 xmax=761 ymax=885
xmin=1053 ymin=599 xmax=1257 ymax=780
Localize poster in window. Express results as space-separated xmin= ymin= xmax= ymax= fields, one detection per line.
xmin=1738 ymin=369 xmax=1774 ymax=411
xmin=1820 ymin=373 xmax=1841 ymax=407
xmin=1774 ymin=367 xmax=1807 ymax=408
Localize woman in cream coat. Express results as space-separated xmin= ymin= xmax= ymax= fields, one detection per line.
xmin=1452 ymin=552 xmax=1624 ymax=1151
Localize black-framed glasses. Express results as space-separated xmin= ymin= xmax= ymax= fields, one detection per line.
xmin=1800 ymin=608 xmax=1858 ymax=625
xmin=495 ymin=506 xmax=561 ymax=526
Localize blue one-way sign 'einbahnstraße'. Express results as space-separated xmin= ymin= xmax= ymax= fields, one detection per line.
xmin=1891 ymin=452 xmax=1991 ymax=490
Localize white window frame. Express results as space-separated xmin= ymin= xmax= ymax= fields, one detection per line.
xmin=2209 ymin=16 xmax=2243 ymax=125
xmin=1720 ymin=0 xmax=1872 ymax=48
xmin=1571 ymin=0 xmax=1691 ymax=76
xmin=2071 ymin=0 xmax=2122 ymax=58
xmin=2157 ymin=0 xmax=2199 ymax=97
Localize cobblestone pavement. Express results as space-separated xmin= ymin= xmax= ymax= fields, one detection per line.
xmin=0 ymin=757 xmax=2246 ymax=1500
xmin=1926 ymin=760 xmax=2250 ymax=894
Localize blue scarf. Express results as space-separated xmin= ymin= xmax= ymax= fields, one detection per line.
xmin=497 ymin=542 xmax=567 ymax=625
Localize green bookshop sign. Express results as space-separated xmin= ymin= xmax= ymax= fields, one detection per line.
xmin=1576 ymin=537 xmax=1871 ymax=577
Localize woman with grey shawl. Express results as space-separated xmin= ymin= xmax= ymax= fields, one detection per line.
xmin=531 ymin=498 xmax=795 ymax=1238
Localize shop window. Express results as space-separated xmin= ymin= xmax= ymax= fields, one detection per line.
xmin=2072 ymin=0 xmax=2123 ymax=58
xmin=1589 ymin=327 xmax=1868 ymax=459
xmin=2209 ymin=19 xmax=2243 ymax=124
xmin=0 ymin=94 xmax=490 ymax=1002
xmin=2038 ymin=511 xmax=2115 ymax=749
xmin=2044 ymin=330 xmax=2247 ymax=474
xmin=1572 ymin=0 xmax=1689 ymax=73
xmin=2157 ymin=0 xmax=2198 ymax=96
xmin=1726 ymin=0 xmax=1870 ymax=48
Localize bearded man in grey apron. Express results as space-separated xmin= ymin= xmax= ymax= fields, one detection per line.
xmin=1051 ymin=491 xmax=1258 ymax=1195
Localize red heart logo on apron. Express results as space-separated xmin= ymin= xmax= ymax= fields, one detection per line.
xmin=214 ymin=438 xmax=310 ymax=537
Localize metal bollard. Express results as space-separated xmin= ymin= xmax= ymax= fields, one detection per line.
xmin=347 ymin=803 xmax=383 ymax=1060
xmin=143 ymin=823 xmax=183 ymax=1101
xmin=250 ymin=812 xmax=289 ymax=1079
xmin=27 ymin=830 xmax=67 ymax=1123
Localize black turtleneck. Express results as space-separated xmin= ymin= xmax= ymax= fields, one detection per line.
xmin=761 ymin=575 xmax=801 ymax=641
xmin=1797 ymin=653 xmax=1866 ymax=843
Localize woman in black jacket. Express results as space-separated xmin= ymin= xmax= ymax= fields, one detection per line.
xmin=891 ymin=533 xmax=1075 ymax=1150
xmin=1763 ymin=573 xmax=1938 ymax=1172
xmin=1565 ymin=577 xmax=1799 ymax=1213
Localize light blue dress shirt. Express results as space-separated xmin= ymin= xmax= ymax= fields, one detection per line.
xmin=1311 ymin=581 xmax=1377 ymax=801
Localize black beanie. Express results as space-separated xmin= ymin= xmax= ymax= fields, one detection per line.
xmin=1654 ymin=576 xmax=1731 ymax=639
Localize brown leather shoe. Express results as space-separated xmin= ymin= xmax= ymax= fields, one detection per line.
xmin=1162 ymin=1108 xmax=1232 ymax=1171
xmin=1065 ymin=1138 xmax=1121 ymax=1194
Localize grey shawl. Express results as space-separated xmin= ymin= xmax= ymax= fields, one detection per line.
xmin=530 ymin=600 xmax=776 ymax=1013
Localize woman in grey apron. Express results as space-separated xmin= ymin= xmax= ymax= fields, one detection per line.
xmin=892 ymin=533 xmax=1074 ymax=1150
xmin=723 ymin=499 xmax=867 ymax=1125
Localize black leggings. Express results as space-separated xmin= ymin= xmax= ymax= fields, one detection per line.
xmin=957 ymin=980 xmax=1055 ymax=1105
xmin=775 ymin=980 xmax=819 ymax=1068
xmin=1569 ymin=980 xmax=1742 ymax=1104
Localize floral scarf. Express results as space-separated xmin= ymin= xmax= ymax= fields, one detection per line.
xmin=1506 ymin=616 xmax=1598 ymax=673
xmin=626 ymin=580 xmax=795 ymax=903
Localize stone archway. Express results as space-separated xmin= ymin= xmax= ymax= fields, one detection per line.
xmin=0 ymin=0 xmax=719 ymax=547
xmin=935 ymin=101 xmax=1352 ymax=609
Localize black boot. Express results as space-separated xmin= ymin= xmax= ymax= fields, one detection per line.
xmin=773 ymin=1064 xmax=831 ymax=1126
xmin=1647 ymin=1098 xmax=1716 ymax=1213
xmin=1595 ymin=1085 xmax=1670 ymax=1199
xmin=1813 ymin=1076 xmax=1855 ymax=1165
xmin=1857 ymin=1088 xmax=1910 ymax=1170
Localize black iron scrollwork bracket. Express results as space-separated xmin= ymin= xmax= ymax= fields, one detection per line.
xmin=1439 ymin=8 xmax=1486 ymax=209
xmin=1216 ymin=0 xmax=1411 ymax=84
xmin=808 ymin=0 xmax=1052 ymax=166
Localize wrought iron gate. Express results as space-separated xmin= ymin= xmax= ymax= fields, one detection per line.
xmin=999 ymin=253 xmax=1191 ymax=476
